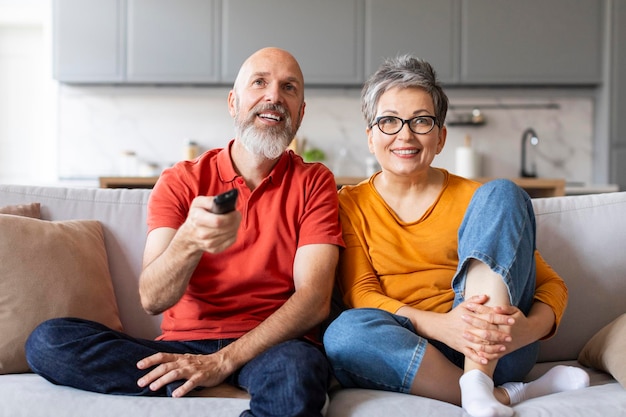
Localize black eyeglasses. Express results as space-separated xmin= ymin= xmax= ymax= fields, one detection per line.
xmin=371 ymin=115 xmax=438 ymax=135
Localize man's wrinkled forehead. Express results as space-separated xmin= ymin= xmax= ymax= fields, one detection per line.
xmin=234 ymin=48 xmax=304 ymax=89
xmin=246 ymin=70 xmax=303 ymax=87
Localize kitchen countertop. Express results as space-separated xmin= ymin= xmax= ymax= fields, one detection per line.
xmin=564 ymin=183 xmax=620 ymax=195
xmin=98 ymin=176 xmax=620 ymax=198
xmin=474 ymin=177 xmax=566 ymax=198
xmin=334 ymin=177 xmax=568 ymax=198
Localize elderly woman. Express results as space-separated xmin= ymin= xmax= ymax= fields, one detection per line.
xmin=323 ymin=55 xmax=588 ymax=417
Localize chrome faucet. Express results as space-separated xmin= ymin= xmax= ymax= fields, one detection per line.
xmin=520 ymin=128 xmax=539 ymax=178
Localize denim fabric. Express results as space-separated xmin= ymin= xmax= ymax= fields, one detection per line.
xmin=323 ymin=308 xmax=425 ymax=393
xmin=324 ymin=179 xmax=540 ymax=391
xmin=25 ymin=318 xmax=330 ymax=417
xmin=452 ymin=179 xmax=537 ymax=317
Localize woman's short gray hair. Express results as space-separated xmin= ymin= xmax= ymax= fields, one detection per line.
xmin=361 ymin=55 xmax=448 ymax=129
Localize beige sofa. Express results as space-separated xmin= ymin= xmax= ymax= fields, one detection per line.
xmin=0 ymin=183 xmax=624 ymax=417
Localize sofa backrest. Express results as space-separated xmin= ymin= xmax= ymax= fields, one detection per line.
xmin=532 ymin=191 xmax=626 ymax=362
xmin=0 ymin=184 xmax=160 ymax=340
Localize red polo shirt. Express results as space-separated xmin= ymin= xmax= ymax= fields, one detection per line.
xmin=147 ymin=140 xmax=344 ymax=342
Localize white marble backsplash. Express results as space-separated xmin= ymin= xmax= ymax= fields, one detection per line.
xmin=57 ymin=84 xmax=594 ymax=184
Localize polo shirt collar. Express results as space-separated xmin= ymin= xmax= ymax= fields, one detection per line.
xmin=217 ymin=140 xmax=239 ymax=184
xmin=217 ymin=139 xmax=290 ymax=186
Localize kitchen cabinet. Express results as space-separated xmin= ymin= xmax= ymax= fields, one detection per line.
xmin=54 ymin=0 xmax=219 ymax=83
xmin=460 ymin=0 xmax=603 ymax=85
xmin=364 ymin=0 xmax=603 ymax=85
xmin=611 ymin=0 xmax=626 ymax=189
xmin=53 ymin=0 xmax=603 ymax=86
xmin=364 ymin=0 xmax=459 ymax=83
xmin=220 ymin=0 xmax=363 ymax=85
xmin=126 ymin=0 xmax=219 ymax=83
xmin=53 ymin=0 xmax=124 ymax=82
xmin=55 ymin=0 xmax=363 ymax=85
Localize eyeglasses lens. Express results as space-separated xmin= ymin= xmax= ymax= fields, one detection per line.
xmin=377 ymin=116 xmax=435 ymax=135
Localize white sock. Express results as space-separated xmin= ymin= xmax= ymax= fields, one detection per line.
xmin=460 ymin=370 xmax=514 ymax=417
xmin=501 ymin=365 xmax=590 ymax=405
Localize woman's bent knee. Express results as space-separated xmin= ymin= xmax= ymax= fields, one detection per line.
xmin=324 ymin=309 xmax=380 ymax=350
xmin=324 ymin=309 xmax=406 ymax=363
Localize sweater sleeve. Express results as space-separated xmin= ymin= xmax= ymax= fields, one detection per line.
xmin=336 ymin=199 xmax=406 ymax=314
xmin=534 ymin=250 xmax=568 ymax=339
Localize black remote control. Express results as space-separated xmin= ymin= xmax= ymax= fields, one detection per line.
xmin=211 ymin=188 xmax=238 ymax=214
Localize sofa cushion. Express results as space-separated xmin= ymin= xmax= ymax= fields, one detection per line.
xmin=0 ymin=215 xmax=123 ymax=374
xmin=0 ymin=202 xmax=40 ymax=218
xmin=532 ymin=192 xmax=626 ymax=362
xmin=578 ymin=313 xmax=626 ymax=388
xmin=0 ymin=184 xmax=160 ymax=340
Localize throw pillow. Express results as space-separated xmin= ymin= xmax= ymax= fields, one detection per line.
xmin=578 ymin=313 xmax=626 ymax=388
xmin=0 ymin=215 xmax=123 ymax=374
xmin=0 ymin=202 xmax=40 ymax=219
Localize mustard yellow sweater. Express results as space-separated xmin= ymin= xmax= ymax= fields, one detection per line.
xmin=337 ymin=169 xmax=567 ymax=338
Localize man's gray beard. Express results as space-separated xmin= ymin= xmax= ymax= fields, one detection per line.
xmin=237 ymin=124 xmax=292 ymax=160
xmin=234 ymin=105 xmax=298 ymax=160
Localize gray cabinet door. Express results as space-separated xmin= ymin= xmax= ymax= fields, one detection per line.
xmin=126 ymin=0 xmax=219 ymax=83
xmin=611 ymin=0 xmax=626 ymax=188
xmin=364 ymin=0 xmax=459 ymax=84
xmin=53 ymin=0 xmax=125 ymax=82
xmin=615 ymin=0 xmax=626 ymax=147
xmin=461 ymin=0 xmax=603 ymax=84
xmin=221 ymin=0 xmax=363 ymax=85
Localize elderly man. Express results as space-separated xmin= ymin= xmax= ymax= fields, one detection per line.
xmin=26 ymin=47 xmax=344 ymax=417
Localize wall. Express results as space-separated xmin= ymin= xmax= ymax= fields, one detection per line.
xmin=0 ymin=1 xmax=57 ymax=185
xmin=0 ymin=25 xmax=43 ymax=180
xmin=54 ymin=84 xmax=594 ymax=185
xmin=0 ymin=0 xmax=598 ymax=188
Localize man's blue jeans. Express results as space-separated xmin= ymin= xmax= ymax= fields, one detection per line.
xmin=324 ymin=179 xmax=540 ymax=393
xmin=25 ymin=318 xmax=330 ymax=417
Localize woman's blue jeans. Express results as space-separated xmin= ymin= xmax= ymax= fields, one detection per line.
xmin=26 ymin=318 xmax=330 ymax=417
xmin=324 ymin=179 xmax=540 ymax=392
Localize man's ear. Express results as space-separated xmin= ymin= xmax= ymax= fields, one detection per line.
xmin=300 ymin=101 xmax=306 ymax=120
xmin=227 ymin=90 xmax=237 ymax=117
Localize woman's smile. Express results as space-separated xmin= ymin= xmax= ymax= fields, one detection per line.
xmin=391 ymin=147 xmax=420 ymax=157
